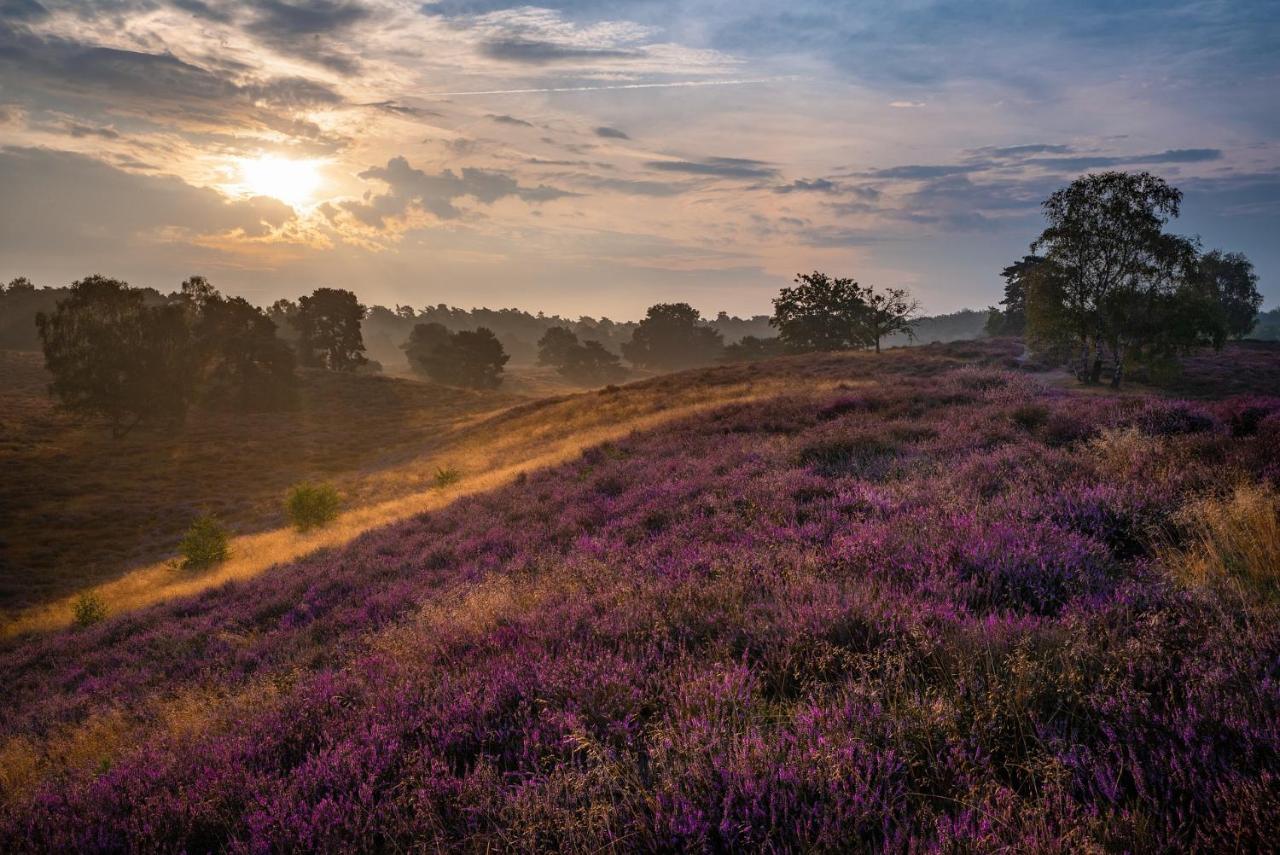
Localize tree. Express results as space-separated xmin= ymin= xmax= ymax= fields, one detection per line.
xmin=558 ymin=339 xmax=626 ymax=385
xmin=537 ymin=326 xmax=580 ymax=367
xmin=292 ymin=288 xmax=367 ymax=371
xmin=770 ymin=272 xmax=868 ymax=352
xmin=1191 ymin=250 xmax=1262 ymax=341
xmin=414 ymin=327 xmax=509 ymax=389
xmin=1030 ymin=171 xmax=1184 ymax=383
xmin=403 ymin=322 xmax=452 ymax=374
xmin=621 ymin=303 xmax=724 ymax=369
xmin=36 ymin=275 xmax=195 ymax=437
xmin=860 ymin=285 xmax=920 ymax=353
xmin=181 ymin=277 xmax=296 ymax=410
xmin=986 ymin=255 xmax=1043 ymax=336
xmin=722 ymin=335 xmax=787 ymax=362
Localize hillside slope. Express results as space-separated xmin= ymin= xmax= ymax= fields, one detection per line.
xmin=2 ymin=344 xmax=1278 ymax=850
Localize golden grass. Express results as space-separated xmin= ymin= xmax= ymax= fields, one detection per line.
xmin=2 ymin=376 xmax=856 ymax=637
xmin=1161 ymin=483 xmax=1280 ymax=603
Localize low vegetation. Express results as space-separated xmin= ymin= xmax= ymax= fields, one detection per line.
xmin=1 ymin=342 xmax=1276 ymax=850
xmin=177 ymin=514 xmax=230 ymax=570
xmin=285 ymin=482 xmax=341 ymax=532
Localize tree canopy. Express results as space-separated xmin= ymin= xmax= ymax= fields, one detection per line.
xmin=771 ymin=272 xmax=918 ymax=353
xmin=621 ymin=303 xmax=724 ymax=370
xmin=292 ymin=288 xmax=367 ymax=372
xmin=1023 ymin=171 xmax=1263 ymax=386
xmin=409 ymin=326 xmax=509 ymax=389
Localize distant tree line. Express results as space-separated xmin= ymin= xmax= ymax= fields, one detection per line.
xmin=27 ymin=276 xmax=379 ymax=436
xmin=984 ymin=171 xmax=1265 ymax=387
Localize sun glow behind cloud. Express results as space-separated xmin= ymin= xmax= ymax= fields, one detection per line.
xmin=236 ymin=156 xmax=324 ymax=208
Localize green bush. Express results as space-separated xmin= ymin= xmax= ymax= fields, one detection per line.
xmin=434 ymin=466 xmax=462 ymax=489
xmin=72 ymin=592 xmax=107 ymax=627
xmin=179 ymin=513 xmax=230 ymax=569
xmin=286 ymin=482 xmax=341 ymax=532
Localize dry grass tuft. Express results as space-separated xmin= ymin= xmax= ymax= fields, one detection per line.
xmin=1162 ymin=483 xmax=1280 ymax=603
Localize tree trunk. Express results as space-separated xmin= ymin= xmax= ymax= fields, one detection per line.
xmin=874 ymin=335 xmax=881 ymax=354
xmin=1077 ymin=338 xmax=1091 ymax=383
xmin=1111 ymin=341 xmax=1125 ymax=389
xmin=1089 ymin=338 xmax=1105 ymax=384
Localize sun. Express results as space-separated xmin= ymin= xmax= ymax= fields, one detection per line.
xmin=238 ymin=156 xmax=323 ymax=207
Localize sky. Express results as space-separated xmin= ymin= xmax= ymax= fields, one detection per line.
xmin=1 ymin=0 xmax=1278 ymax=319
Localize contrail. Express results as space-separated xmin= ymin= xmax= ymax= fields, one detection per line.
xmin=421 ymin=77 xmax=795 ymax=98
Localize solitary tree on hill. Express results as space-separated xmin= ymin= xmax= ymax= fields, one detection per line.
xmin=860 ymin=285 xmax=920 ymax=353
xmin=771 ymin=272 xmax=868 ymax=353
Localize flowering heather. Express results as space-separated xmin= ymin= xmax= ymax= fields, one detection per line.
xmin=1 ymin=345 xmax=1278 ymax=851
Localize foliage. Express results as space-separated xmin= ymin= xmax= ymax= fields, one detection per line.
xmin=285 ymin=482 xmax=341 ymax=532
xmin=534 ymin=326 xmax=626 ymax=384
xmin=181 ymin=277 xmax=297 ymax=410
xmin=621 ymin=303 xmax=724 ymax=369
xmin=536 ymin=326 xmax=579 ymax=367
xmin=1189 ymin=250 xmax=1263 ymax=341
xmin=984 ymin=255 xmax=1043 ymax=336
xmin=1025 ymin=171 xmax=1262 ymax=387
xmin=770 ymin=271 xmax=868 ymax=352
xmin=70 ymin=592 xmax=106 ymax=628
xmin=402 ymin=322 xmax=451 ymax=374
xmin=433 ymin=466 xmax=462 ymax=488
xmin=36 ymin=276 xmax=197 ymax=437
xmin=860 ymin=284 xmax=920 ymax=353
xmin=292 ymin=288 xmax=367 ymax=372
xmin=771 ymin=272 xmax=918 ymax=353
xmin=178 ymin=514 xmax=230 ymax=570
xmin=558 ymin=339 xmax=626 ymax=385
xmin=2 ymin=350 xmax=1277 ymax=850
xmin=722 ymin=334 xmax=787 ymax=362
xmin=410 ymin=326 xmax=510 ymax=389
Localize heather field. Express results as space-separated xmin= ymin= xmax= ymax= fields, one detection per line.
xmin=2 ymin=343 xmax=1279 ymax=851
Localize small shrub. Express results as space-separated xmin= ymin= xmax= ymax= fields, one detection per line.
xmin=796 ymin=435 xmax=897 ymax=477
xmin=72 ymin=592 xmax=107 ymax=628
xmin=434 ymin=466 xmax=462 ymax=489
xmin=1010 ymin=404 xmax=1048 ymax=431
xmin=285 ymin=482 xmax=341 ymax=532
xmin=179 ymin=514 xmax=229 ymax=569
xmin=1135 ymin=402 xmax=1216 ymax=437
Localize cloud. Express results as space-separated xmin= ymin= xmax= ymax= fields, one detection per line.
xmin=243 ymin=0 xmax=373 ymax=73
xmin=0 ymin=24 xmax=345 ymax=139
xmin=343 ymin=155 xmax=575 ymax=225
xmin=774 ymin=178 xmax=839 ymax=194
xmin=487 ymin=113 xmax=534 ymax=127
xmin=1 ymin=0 xmax=48 ymax=20
xmin=977 ymin=143 xmax=1075 ymax=158
xmin=479 ymin=38 xmax=640 ymax=64
xmin=646 ymin=157 xmax=778 ymax=179
xmin=595 ymin=126 xmax=630 ymax=139
xmin=0 ymin=146 xmax=296 ymax=255
xmin=64 ymin=122 xmax=120 ymax=139
xmin=866 ymin=164 xmax=989 ymax=180
xmin=1025 ymin=148 xmax=1223 ymax=170
xmin=889 ymin=100 xmax=925 ymax=108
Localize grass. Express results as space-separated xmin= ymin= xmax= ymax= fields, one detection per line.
xmin=1163 ymin=482 xmax=1280 ymax=602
